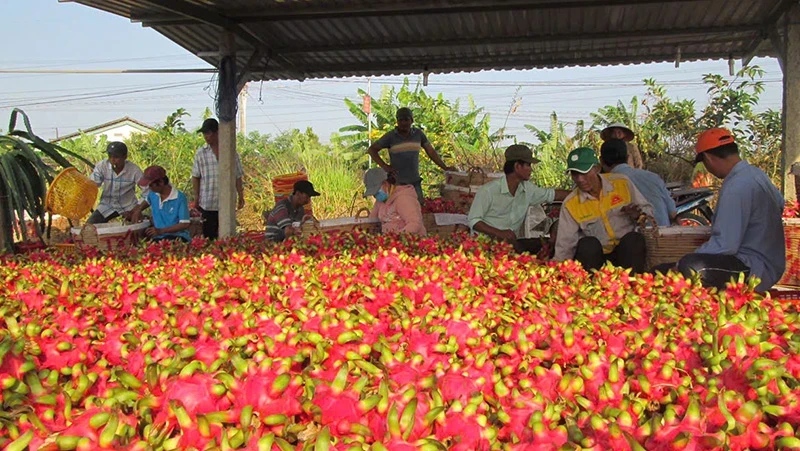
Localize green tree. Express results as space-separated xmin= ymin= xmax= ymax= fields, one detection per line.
xmin=524 ymin=113 xmax=594 ymax=189
xmin=338 ymin=79 xmax=506 ymax=197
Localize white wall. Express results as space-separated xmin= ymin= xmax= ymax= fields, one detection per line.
xmin=94 ymin=124 xmax=149 ymax=142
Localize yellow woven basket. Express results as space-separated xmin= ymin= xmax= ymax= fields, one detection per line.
xmin=45 ymin=168 xmax=98 ymax=220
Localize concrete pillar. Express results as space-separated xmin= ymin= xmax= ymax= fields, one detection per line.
xmin=218 ymin=31 xmax=238 ymax=238
xmin=782 ymin=6 xmax=800 ymax=200
xmin=239 ymin=83 xmax=248 ymax=135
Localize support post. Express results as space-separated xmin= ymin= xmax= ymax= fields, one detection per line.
xmin=239 ymin=83 xmax=248 ymax=135
xmin=783 ymin=6 xmax=800 ymax=200
xmin=218 ymin=31 xmax=238 ymax=238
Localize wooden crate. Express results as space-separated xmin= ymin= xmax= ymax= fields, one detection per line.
xmin=71 ymin=222 xmax=150 ymax=252
xmin=423 ymin=213 xmax=470 ymax=238
xmin=300 ymin=209 xmax=381 ymax=236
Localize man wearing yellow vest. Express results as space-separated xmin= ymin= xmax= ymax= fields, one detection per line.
xmin=554 ymin=147 xmax=654 ymax=273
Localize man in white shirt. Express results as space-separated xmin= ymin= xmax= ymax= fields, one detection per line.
xmin=190 ymin=118 xmax=245 ymax=240
xmin=87 ymin=141 xmax=147 ymax=224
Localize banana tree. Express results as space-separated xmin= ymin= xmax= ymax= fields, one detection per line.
xmin=0 ymin=109 xmax=93 ymax=253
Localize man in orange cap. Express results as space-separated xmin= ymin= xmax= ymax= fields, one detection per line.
xmin=673 ymin=128 xmax=785 ymax=291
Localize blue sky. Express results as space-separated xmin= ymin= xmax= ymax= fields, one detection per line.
xmin=1 ymin=0 xmax=784 ymax=143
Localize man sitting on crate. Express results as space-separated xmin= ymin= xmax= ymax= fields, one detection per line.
xmin=664 ymin=128 xmax=785 ymax=292
xmin=364 ymin=168 xmax=426 ymax=235
xmin=554 ymin=147 xmax=653 ymax=273
xmin=600 ymin=139 xmax=677 ymax=227
xmin=468 ymin=144 xmax=569 ymax=254
xmin=264 ymin=180 xmax=320 ymax=242
xmin=129 ymin=166 xmax=191 ymax=242
xmin=367 ymin=107 xmax=457 ymax=203
xmin=87 ymin=141 xmax=147 ymax=224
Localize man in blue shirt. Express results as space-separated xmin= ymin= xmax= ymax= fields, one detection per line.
xmin=600 ymin=139 xmax=676 ymax=226
xmin=676 ymin=128 xmax=785 ymax=291
xmin=130 ymin=166 xmax=191 ymax=242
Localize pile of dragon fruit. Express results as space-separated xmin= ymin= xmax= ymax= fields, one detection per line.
xmin=1 ymin=231 xmax=799 ymax=451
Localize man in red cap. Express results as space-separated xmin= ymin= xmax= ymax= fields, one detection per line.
xmin=130 ymin=165 xmax=191 ymax=242
xmin=666 ymin=128 xmax=784 ymax=291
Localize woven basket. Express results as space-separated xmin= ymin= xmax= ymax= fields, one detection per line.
xmin=71 ymin=221 xmax=150 ymax=252
xmin=51 ymin=243 xmax=76 ymax=254
xmin=45 ymin=168 xmax=98 ymax=220
xmin=778 ymin=219 xmax=800 ymax=286
xmin=300 ymin=208 xmax=380 ymax=236
xmin=641 ymin=218 xmax=711 ymax=269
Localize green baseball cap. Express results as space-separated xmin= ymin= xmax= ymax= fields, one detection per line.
xmin=566 ymin=147 xmax=599 ymax=174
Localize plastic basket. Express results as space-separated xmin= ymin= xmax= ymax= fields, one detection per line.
xmin=45 ymin=168 xmax=98 ymax=220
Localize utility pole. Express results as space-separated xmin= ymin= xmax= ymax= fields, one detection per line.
xmin=238 ymin=83 xmax=248 ymax=135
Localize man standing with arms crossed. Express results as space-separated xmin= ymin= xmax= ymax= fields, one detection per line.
xmin=190 ymin=118 xmax=245 ymax=240
xmin=368 ymin=107 xmax=456 ymax=202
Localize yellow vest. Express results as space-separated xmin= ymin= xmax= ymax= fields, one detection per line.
xmin=564 ymin=174 xmax=632 ymax=253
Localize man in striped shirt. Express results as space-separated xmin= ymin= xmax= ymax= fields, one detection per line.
xmin=367 ymin=108 xmax=456 ymax=202
xmin=87 ymin=141 xmax=147 ymax=224
xmin=265 ymin=180 xmax=320 ymax=242
xmin=190 ymin=118 xmax=245 ymax=240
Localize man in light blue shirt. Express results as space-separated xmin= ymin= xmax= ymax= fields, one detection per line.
xmin=130 ymin=166 xmax=191 ymax=242
xmin=468 ymin=144 xmax=569 ymax=253
xmin=676 ymin=128 xmax=785 ymax=292
xmin=600 ymin=139 xmax=676 ymax=226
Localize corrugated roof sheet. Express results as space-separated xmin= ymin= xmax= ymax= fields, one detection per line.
xmin=67 ymin=0 xmax=790 ymax=81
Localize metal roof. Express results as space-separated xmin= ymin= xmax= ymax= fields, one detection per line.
xmin=64 ymin=0 xmax=793 ymax=81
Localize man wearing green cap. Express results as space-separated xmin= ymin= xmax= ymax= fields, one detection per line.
xmin=468 ymin=144 xmax=569 ymax=253
xmin=554 ymin=147 xmax=653 ymax=273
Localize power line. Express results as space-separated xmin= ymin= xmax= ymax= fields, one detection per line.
xmin=0 ymin=68 xmax=215 ymax=75
xmin=0 ymin=79 xmax=211 ymax=109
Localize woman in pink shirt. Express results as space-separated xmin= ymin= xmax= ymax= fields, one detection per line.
xmin=363 ymin=168 xmax=426 ymax=235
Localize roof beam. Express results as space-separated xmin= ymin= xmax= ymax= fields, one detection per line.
xmin=248 ymin=50 xmax=751 ymax=80
xmin=134 ymin=0 xmax=709 ymax=25
xmin=277 ymin=25 xmax=761 ymax=56
xmin=237 ymin=49 xmax=264 ymax=92
xmin=742 ymin=0 xmax=797 ymax=67
xmin=137 ymin=0 xmax=236 ymax=29
xmin=136 ymin=0 xmax=306 ymax=81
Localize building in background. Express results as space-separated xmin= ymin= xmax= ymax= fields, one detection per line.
xmin=51 ymin=116 xmax=153 ymax=143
